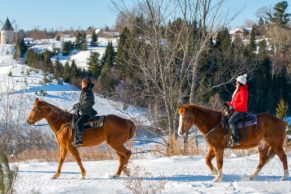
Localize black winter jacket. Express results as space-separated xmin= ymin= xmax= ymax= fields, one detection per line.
xmin=74 ymin=83 xmax=97 ymax=117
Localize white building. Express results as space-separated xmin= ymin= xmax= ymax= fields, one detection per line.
xmin=0 ymin=18 xmax=14 ymax=44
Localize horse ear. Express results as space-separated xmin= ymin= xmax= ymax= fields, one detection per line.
xmin=35 ymin=98 xmax=39 ymax=102
xmin=178 ymin=106 xmax=185 ymax=115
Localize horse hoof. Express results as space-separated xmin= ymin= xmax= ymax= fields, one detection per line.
xmin=111 ymin=175 xmax=120 ymax=179
xmin=212 ymin=176 xmax=222 ymax=183
xmin=52 ymin=175 xmax=59 ymax=179
xmin=249 ymin=175 xmax=256 ymax=180
xmin=81 ymin=176 xmax=86 ymax=180
xmin=281 ymin=170 xmax=289 ymax=181
xmin=212 ymin=169 xmax=218 ymax=176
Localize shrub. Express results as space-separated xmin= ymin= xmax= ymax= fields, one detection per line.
xmin=0 ymin=151 xmax=18 ymax=194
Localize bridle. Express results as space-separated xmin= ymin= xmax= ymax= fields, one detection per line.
xmin=29 ymin=103 xmax=67 ymax=127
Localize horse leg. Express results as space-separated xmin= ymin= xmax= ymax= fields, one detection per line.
xmin=52 ymin=147 xmax=68 ymax=179
xmin=213 ymin=148 xmax=224 ymax=182
xmin=112 ymin=153 xmax=125 ymax=178
xmin=112 ymin=145 xmax=132 ymax=177
xmin=205 ymin=147 xmax=217 ymax=176
xmin=249 ymin=146 xmax=274 ymax=180
xmin=68 ymin=145 xmax=86 ymax=179
xmin=273 ymin=147 xmax=289 ymax=181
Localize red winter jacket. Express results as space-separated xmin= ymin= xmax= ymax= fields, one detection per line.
xmin=228 ymin=85 xmax=248 ymax=112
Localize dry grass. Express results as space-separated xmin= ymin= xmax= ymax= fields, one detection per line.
xmin=151 ymin=135 xmax=203 ymax=157
xmin=124 ymin=165 xmax=166 ymax=194
xmin=9 ymin=145 xmax=116 ymax=163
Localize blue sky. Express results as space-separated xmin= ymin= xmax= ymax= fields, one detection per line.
xmin=0 ymin=0 xmax=289 ymax=30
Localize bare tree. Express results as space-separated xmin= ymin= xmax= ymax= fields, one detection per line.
xmin=112 ymin=0 xmax=247 ymax=153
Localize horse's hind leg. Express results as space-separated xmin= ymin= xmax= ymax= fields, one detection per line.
xmin=68 ymin=145 xmax=86 ymax=179
xmin=53 ymin=147 xmax=68 ymax=179
xmin=205 ymin=147 xmax=217 ymax=176
xmin=112 ymin=145 xmax=132 ymax=177
xmin=249 ymin=146 xmax=271 ymax=180
xmin=273 ymin=146 xmax=289 ymax=181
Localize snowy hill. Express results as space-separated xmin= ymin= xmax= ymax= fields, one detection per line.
xmin=14 ymin=154 xmax=291 ymax=194
xmin=30 ymin=37 xmax=118 ymax=70
xmin=0 ymin=44 xmax=149 ymax=134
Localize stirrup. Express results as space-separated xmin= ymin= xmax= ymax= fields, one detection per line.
xmin=72 ymin=141 xmax=83 ymax=147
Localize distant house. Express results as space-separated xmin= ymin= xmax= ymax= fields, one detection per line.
xmin=229 ymin=27 xmax=251 ymax=40
xmin=0 ymin=18 xmax=15 ymax=44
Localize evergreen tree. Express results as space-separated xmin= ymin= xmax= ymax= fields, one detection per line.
xmin=70 ymin=60 xmax=79 ymax=78
xmin=258 ymin=17 xmax=265 ymax=27
xmin=102 ymin=42 xmax=115 ymax=67
xmin=75 ymin=32 xmax=87 ymax=50
xmin=249 ymin=40 xmax=273 ymax=113
xmin=249 ymin=25 xmax=256 ymax=52
xmin=63 ymin=61 xmax=71 ymax=82
xmin=87 ymin=52 xmax=101 ymax=78
xmin=116 ymin=27 xmax=130 ymax=79
xmin=54 ymin=60 xmax=64 ymax=80
xmin=14 ymin=37 xmax=27 ymax=59
xmin=266 ymin=1 xmax=291 ymax=26
xmin=62 ymin=41 xmax=73 ymax=55
xmin=215 ymin=28 xmax=231 ymax=52
xmin=91 ymin=31 xmax=98 ymax=47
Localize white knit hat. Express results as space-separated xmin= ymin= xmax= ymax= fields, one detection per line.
xmin=236 ymin=74 xmax=247 ymax=85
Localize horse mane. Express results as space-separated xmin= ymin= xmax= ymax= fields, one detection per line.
xmin=183 ymin=104 xmax=222 ymax=117
xmin=41 ymin=100 xmax=73 ymax=121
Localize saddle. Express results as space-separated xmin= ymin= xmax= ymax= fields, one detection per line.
xmin=222 ymin=106 xmax=257 ymax=147
xmin=72 ymin=115 xmax=105 ymax=131
xmin=84 ymin=115 xmax=105 ymax=129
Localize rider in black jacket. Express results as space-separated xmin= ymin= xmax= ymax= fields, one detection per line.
xmin=72 ymin=78 xmax=97 ymax=147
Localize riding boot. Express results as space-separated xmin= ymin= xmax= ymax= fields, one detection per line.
xmin=73 ymin=127 xmax=83 ymax=147
xmin=233 ymin=127 xmax=240 ymax=145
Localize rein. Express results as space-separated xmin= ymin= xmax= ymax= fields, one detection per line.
xmin=31 ymin=105 xmax=72 ymax=128
xmin=204 ymin=122 xmax=222 ymax=138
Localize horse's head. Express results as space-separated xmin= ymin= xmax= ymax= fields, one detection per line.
xmin=177 ymin=105 xmax=194 ymax=136
xmin=26 ymin=98 xmax=46 ymax=125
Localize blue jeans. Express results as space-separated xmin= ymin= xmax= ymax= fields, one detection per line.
xmin=228 ymin=112 xmax=245 ymax=140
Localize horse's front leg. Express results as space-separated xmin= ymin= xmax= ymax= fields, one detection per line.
xmin=68 ymin=145 xmax=86 ymax=179
xmin=205 ymin=146 xmax=217 ymax=176
xmin=213 ymin=148 xmax=224 ymax=182
xmin=52 ymin=146 xmax=68 ymax=179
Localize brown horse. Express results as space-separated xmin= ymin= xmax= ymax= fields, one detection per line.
xmin=26 ymin=98 xmax=136 ymax=179
xmin=178 ymin=104 xmax=288 ymax=182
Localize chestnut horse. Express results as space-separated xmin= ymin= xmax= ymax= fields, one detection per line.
xmin=178 ymin=104 xmax=288 ymax=182
xmin=26 ymin=98 xmax=136 ymax=179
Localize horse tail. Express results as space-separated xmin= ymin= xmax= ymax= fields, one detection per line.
xmin=128 ymin=120 xmax=136 ymax=140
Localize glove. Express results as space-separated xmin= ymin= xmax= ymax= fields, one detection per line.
xmin=73 ymin=103 xmax=80 ymax=110
xmin=229 ymin=106 xmax=234 ymax=111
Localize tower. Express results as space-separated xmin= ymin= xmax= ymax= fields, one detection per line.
xmin=1 ymin=18 xmax=14 ymax=44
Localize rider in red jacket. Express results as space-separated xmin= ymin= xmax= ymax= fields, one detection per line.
xmin=227 ymin=74 xmax=249 ymax=145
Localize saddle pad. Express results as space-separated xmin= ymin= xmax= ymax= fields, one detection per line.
xmin=84 ymin=115 xmax=105 ymax=129
xmin=237 ymin=114 xmax=257 ymax=128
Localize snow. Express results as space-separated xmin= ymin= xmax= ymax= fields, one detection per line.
xmin=28 ymin=36 xmax=118 ymax=70
xmin=14 ymin=154 xmax=291 ymax=194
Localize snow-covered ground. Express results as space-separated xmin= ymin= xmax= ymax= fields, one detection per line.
xmin=14 ymin=154 xmax=291 ymax=194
